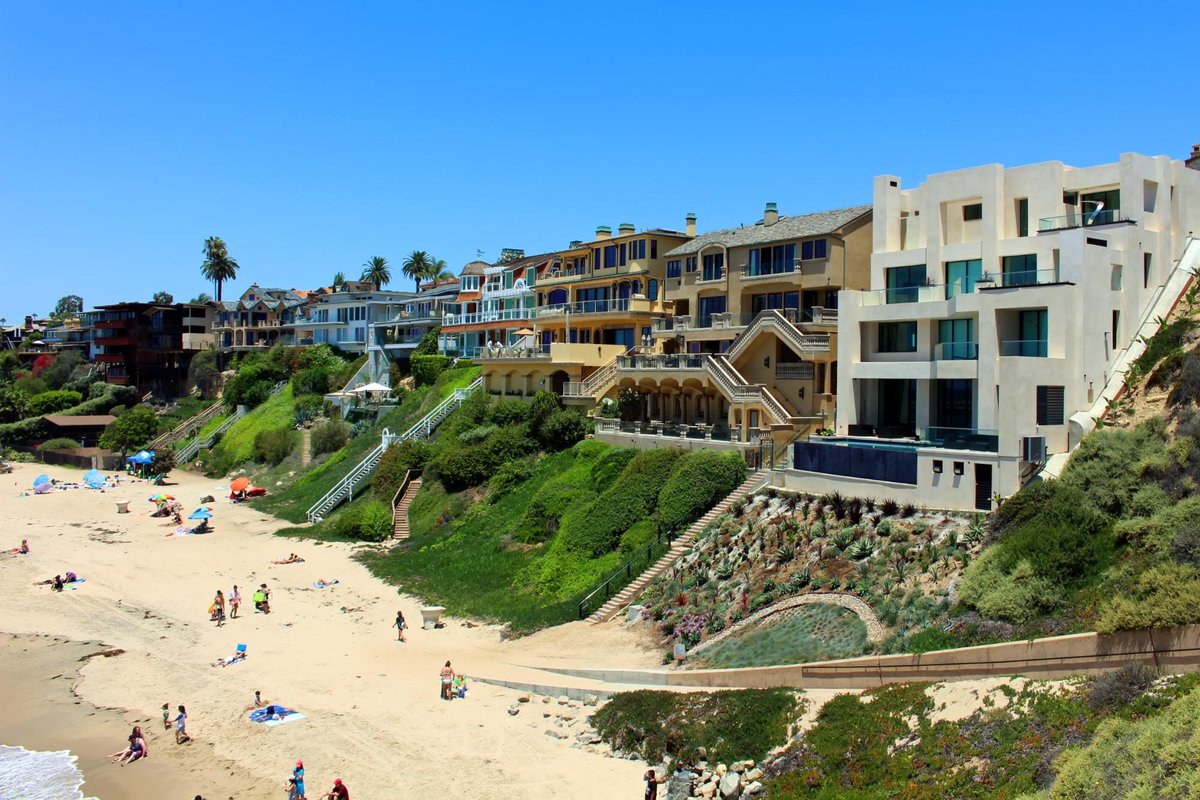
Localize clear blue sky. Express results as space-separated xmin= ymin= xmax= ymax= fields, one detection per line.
xmin=1 ymin=0 xmax=1195 ymax=321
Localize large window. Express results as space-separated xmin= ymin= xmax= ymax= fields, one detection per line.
xmin=878 ymin=321 xmax=917 ymax=353
xmin=935 ymin=379 xmax=974 ymax=429
xmin=698 ymin=295 xmax=726 ymax=326
xmin=1016 ymin=309 xmax=1048 ymax=356
xmin=1002 ymin=254 xmax=1038 ymax=287
xmin=604 ymin=245 xmax=618 ymax=268
xmin=801 ymin=239 xmax=827 ymax=260
xmin=667 ymin=260 xmax=682 ymax=278
xmin=937 ymin=318 xmax=976 ymax=360
xmin=686 ymin=256 xmax=697 ymax=273
xmin=750 ymin=291 xmax=799 ymax=314
xmin=944 ymin=259 xmax=982 ymax=298
xmin=1082 ymin=189 xmax=1120 ymax=224
xmin=886 ymin=264 xmax=926 ymax=304
xmin=747 ymin=243 xmax=796 ymax=276
xmin=702 ymin=253 xmax=725 ymax=281
xmin=650 ymin=239 xmax=658 ymax=259
xmin=631 ymin=239 xmax=646 ymax=260
xmin=647 ymin=279 xmax=658 ymax=301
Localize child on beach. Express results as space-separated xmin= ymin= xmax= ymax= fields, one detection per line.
xmin=394 ymin=611 xmax=407 ymax=642
xmin=290 ymin=759 xmax=306 ymax=800
xmin=230 ymin=585 xmax=240 ymax=619
xmin=439 ymin=661 xmax=455 ymax=700
xmin=245 ymin=690 xmax=264 ymax=711
xmin=162 ymin=702 xmax=171 ymax=730
xmin=174 ymin=705 xmax=190 ymax=744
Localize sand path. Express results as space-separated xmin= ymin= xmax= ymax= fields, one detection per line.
xmin=0 ymin=463 xmax=661 ymax=799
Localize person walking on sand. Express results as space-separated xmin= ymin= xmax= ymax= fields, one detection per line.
xmin=162 ymin=702 xmax=171 ymax=730
xmin=439 ymin=661 xmax=454 ymax=700
xmin=230 ymin=585 xmax=241 ymax=619
xmin=644 ymin=769 xmax=667 ymax=800
xmin=288 ymin=760 xmax=306 ymax=800
xmin=174 ymin=704 xmax=190 ymax=744
xmin=393 ymin=610 xmax=407 ymax=643
xmin=212 ymin=589 xmax=226 ymax=626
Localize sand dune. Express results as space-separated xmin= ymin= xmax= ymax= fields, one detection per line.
xmin=0 ymin=463 xmax=661 ymax=799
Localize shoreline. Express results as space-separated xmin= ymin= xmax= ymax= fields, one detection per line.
xmin=0 ymin=462 xmax=657 ymax=798
xmin=0 ymin=633 xmax=261 ymax=800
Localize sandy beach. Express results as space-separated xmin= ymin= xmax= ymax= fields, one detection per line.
xmin=0 ymin=463 xmax=663 ymax=799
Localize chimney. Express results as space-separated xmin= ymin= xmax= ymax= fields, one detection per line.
xmin=686 ymin=213 xmax=696 ymax=237
xmin=1187 ymin=144 xmax=1200 ymax=172
xmin=595 ymin=226 xmax=612 ymax=240
xmin=764 ymin=202 xmax=779 ymax=226
xmin=618 ymin=223 xmax=635 ymax=237
xmin=25 ymin=315 xmax=33 ymax=330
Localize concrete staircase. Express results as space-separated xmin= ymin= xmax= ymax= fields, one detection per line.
xmin=148 ymin=399 xmax=224 ymax=451
xmin=587 ymin=469 xmax=769 ymax=623
xmin=391 ymin=473 xmax=422 ymax=540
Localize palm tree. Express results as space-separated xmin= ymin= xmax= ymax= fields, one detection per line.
xmin=436 ymin=269 xmax=456 ymax=281
xmin=401 ymin=250 xmax=433 ymax=292
xmin=332 ymin=271 xmax=346 ymax=290
xmin=200 ymin=237 xmax=240 ymax=302
xmin=360 ymin=257 xmax=391 ymax=291
xmin=428 ymin=257 xmax=456 ymax=284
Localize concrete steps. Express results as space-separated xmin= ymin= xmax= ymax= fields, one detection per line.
xmin=587 ymin=470 xmax=768 ymax=623
xmin=392 ymin=478 xmax=422 ymax=540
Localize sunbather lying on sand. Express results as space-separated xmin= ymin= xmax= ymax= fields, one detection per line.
xmin=313 ymin=578 xmax=339 ymax=588
xmin=272 ymin=553 xmax=304 ymax=564
xmin=211 ymin=650 xmax=247 ymax=668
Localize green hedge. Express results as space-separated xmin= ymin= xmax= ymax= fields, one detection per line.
xmin=656 ymin=450 xmax=746 ymax=533
xmin=429 ymin=425 xmax=539 ymax=491
xmin=27 ymin=390 xmax=83 ymax=416
xmin=412 ymin=354 xmax=452 ymax=387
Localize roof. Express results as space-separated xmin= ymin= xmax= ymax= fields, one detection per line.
xmin=43 ymin=414 xmax=116 ymax=427
xmin=664 ymin=204 xmax=872 ymax=257
xmin=460 ymin=260 xmax=490 ymax=276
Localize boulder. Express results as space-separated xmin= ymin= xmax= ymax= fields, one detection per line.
xmin=517 ymin=695 xmax=531 ymax=703
xmin=557 ymin=695 xmax=571 ymax=705
xmin=544 ymin=729 xmax=567 ymax=740
xmin=743 ymin=782 xmax=764 ymax=796
xmin=744 ymin=768 xmax=763 ymax=783
xmin=667 ymin=770 xmax=696 ymax=800
xmin=583 ymin=693 xmax=599 ymax=706
xmin=718 ymin=771 xmax=742 ymax=799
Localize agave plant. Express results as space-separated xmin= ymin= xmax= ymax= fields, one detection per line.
xmin=901 ymin=502 xmax=917 ymax=518
xmin=854 ymin=560 xmax=872 ymax=581
xmin=965 ymin=514 xmax=986 ymax=544
xmin=775 ymin=543 xmax=796 ymax=565
xmin=846 ymin=538 xmax=873 ymax=560
xmin=881 ymin=498 xmax=900 ymax=517
xmin=864 ymin=497 xmax=877 ymax=513
xmin=847 ymin=500 xmax=865 ymax=525
xmin=831 ymin=529 xmax=855 ymax=552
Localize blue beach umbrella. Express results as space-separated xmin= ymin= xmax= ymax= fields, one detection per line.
xmin=129 ymin=450 xmax=154 ymax=465
xmin=188 ymin=508 xmax=213 ymax=521
xmin=83 ymin=469 xmax=106 ymax=489
xmin=33 ymin=474 xmax=50 ymax=487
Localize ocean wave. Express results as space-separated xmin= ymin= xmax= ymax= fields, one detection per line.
xmin=0 ymin=745 xmax=96 ymax=800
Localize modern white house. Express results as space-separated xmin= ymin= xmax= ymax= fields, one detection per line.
xmin=786 ymin=152 xmax=1200 ymax=511
xmin=292 ymin=281 xmax=417 ymax=354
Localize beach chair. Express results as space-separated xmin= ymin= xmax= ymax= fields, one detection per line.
xmin=150 ymin=474 xmax=165 ymax=486
xmin=0 ymin=461 xmax=12 ymax=474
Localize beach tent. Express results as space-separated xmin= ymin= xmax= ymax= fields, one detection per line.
xmin=188 ymin=508 xmax=213 ymax=520
xmin=83 ymin=469 xmax=106 ymax=489
xmin=34 ymin=482 xmax=54 ymax=494
xmin=33 ymin=474 xmax=50 ymax=487
xmin=127 ymin=450 xmax=154 ymax=464
xmin=229 ymin=477 xmax=251 ymax=493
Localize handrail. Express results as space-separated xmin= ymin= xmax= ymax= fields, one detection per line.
xmin=149 ymin=399 xmax=224 ymax=450
xmin=578 ymin=527 xmax=676 ymax=619
xmin=390 ymin=468 xmax=422 ymax=514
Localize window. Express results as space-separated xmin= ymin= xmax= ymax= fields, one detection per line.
xmin=619 ymin=243 xmax=627 ymax=266
xmin=1037 ymin=385 xmax=1065 ymax=425
xmin=953 ymin=461 xmax=965 ymax=476
xmin=698 ymin=296 xmax=726 ymax=326
xmin=750 ymin=292 xmax=799 ymax=314
xmin=1112 ymin=309 xmax=1120 ymax=345
xmin=747 ymin=243 xmax=796 ymax=276
xmin=1063 ymin=190 xmax=1078 ymax=205
xmin=685 ymin=256 xmax=697 ymax=273
xmin=1017 ymin=198 xmax=1029 ymax=237
xmin=937 ymin=318 xmax=976 ymax=359
xmin=650 ymin=240 xmax=658 ymax=259
xmin=801 ymin=239 xmax=827 ymax=260
xmin=702 ymin=253 xmax=724 ymax=281
xmin=885 ymin=265 xmax=926 ymax=303
xmin=1002 ymin=254 xmax=1038 ymax=287
xmin=962 ymin=203 xmax=983 ymax=221
xmin=647 ymin=279 xmax=658 ymax=301
xmin=932 ymin=460 xmax=943 ymax=474
xmin=632 ymin=239 xmax=646 ymax=260
xmin=945 ymin=259 xmax=982 ymax=298
xmin=1144 ymin=253 xmax=1152 ymax=288
xmin=666 ymin=260 xmax=681 ymax=279
xmin=604 ymin=245 xmax=617 ymax=268
xmin=1017 ymin=309 xmax=1048 ymax=356
xmin=594 ymin=248 xmax=601 ymax=271
xmin=878 ymin=321 xmax=917 ymax=353
xmin=1086 ymin=237 xmax=1107 ymax=247
xmin=1082 ymin=189 xmax=1120 ymax=224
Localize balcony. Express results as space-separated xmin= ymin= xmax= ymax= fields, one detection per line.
xmin=980 ymin=269 xmax=1063 ymax=290
xmin=999 ymin=339 xmax=1048 ymax=357
xmin=809 ymin=307 xmax=838 ymax=326
xmin=1038 ymin=209 xmax=1131 ymax=232
xmin=932 ymin=342 xmax=978 ymax=360
xmin=775 ymin=362 xmax=816 ymax=380
xmin=696 ymin=268 xmax=726 ymax=284
xmin=442 ymin=308 xmax=533 ymax=327
xmin=617 ymin=353 xmax=707 ymax=371
xmin=739 ymin=263 xmax=825 ymax=282
xmin=472 ymin=344 xmax=551 ymax=360
xmin=535 ymin=297 xmax=656 ymax=318
xmin=539 ymin=262 xmax=649 ymax=285
xmin=594 ymin=416 xmax=742 ymax=443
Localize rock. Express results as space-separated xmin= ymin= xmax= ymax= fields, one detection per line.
xmin=718 ymin=771 xmax=742 ymax=799
xmin=744 ymin=768 xmax=763 ymax=783
xmin=743 ymin=782 xmax=764 ymax=796
xmin=714 ymin=764 xmax=728 ymax=777
xmin=697 ymin=747 xmax=708 ymax=760
xmin=575 ymin=730 xmax=601 ymax=745
xmin=507 ymin=705 xmax=519 ymax=716
xmin=583 ymin=693 xmax=599 ymax=706
xmin=699 ymin=783 xmax=717 ymax=799
xmin=542 ymin=711 xmax=552 ymax=718
xmin=517 ymin=695 xmax=531 ymax=703
xmin=557 ymin=695 xmax=571 ymax=705
xmin=557 ymin=711 xmax=577 ymax=721
xmin=544 ymin=729 xmax=568 ymax=740
xmin=667 ymin=770 xmax=696 ymax=800
xmin=542 ymin=696 xmax=552 ymax=704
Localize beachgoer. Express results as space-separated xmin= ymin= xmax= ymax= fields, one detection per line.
xmin=52 ymin=575 xmax=64 ymax=592
xmin=211 ymin=589 xmax=226 ymax=626
xmin=14 ymin=539 xmax=29 ymax=554
xmin=65 ymin=571 xmax=77 ymax=583
xmin=440 ymin=661 xmax=454 ymax=701
xmin=108 ymin=733 xmax=144 ymax=765
xmin=162 ymin=702 xmax=171 ymax=730
xmin=230 ymin=585 xmax=241 ymax=619
xmin=321 ymin=778 xmax=349 ymax=799
xmin=452 ymin=674 xmax=467 ymax=699
xmin=291 ymin=760 xmax=306 ymax=799
xmin=313 ymin=578 xmax=337 ymax=588
xmin=245 ymin=690 xmax=264 ymax=712
xmin=131 ymin=725 xmax=148 ymax=757
xmin=174 ymin=704 xmax=190 ymax=744
xmin=261 ymin=582 xmax=271 ymax=602
xmin=394 ymin=611 xmax=407 ymax=643
xmin=645 ymin=769 xmax=667 ymax=800
xmin=253 ymin=589 xmax=269 ymax=614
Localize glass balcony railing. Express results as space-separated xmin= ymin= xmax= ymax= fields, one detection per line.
xmin=989 ymin=269 xmax=1061 ymax=288
xmin=536 ymin=298 xmax=632 ymax=316
xmin=616 ymin=353 xmax=707 ymax=370
xmin=1038 ymin=209 xmax=1128 ymax=232
xmin=933 ymin=342 xmax=978 ymax=360
xmin=919 ymin=426 xmax=999 ymax=452
xmin=999 ymin=339 xmax=1048 ymax=357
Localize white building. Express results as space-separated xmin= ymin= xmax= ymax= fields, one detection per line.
xmin=292 ymin=281 xmax=416 ymax=354
xmin=789 ymin=152 xmax=1200 ymax=511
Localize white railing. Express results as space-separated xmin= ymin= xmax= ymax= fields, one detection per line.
xmin=149 ymin=399 xmax=224 ymax=451
xmin=562 ymin=355 xmax=620 ymax=399
xmin=306 ymin=377 xmax=483 ymax=522
xmin=178 ymin=381 xmax=286 ymax=462
xmin=726 ymin=309 xmax=829 ymax=360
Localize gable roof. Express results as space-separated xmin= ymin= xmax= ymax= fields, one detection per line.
xmin=664 ymin=204 xmax=871 ymax=257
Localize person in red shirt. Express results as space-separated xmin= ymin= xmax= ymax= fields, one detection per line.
xmin=321 ymin=778 xmax=349 ymax=799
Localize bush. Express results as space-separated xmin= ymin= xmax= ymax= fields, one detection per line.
xmin=486 ymin=399 xmax=527 ymax=427
xmin=411 ymin=354 xmax=451 ymax=387
xmin=537 ymin=409 xmax=590 ymax=451
xmin=252 ymin=427 xmax=295 ymax=465
xmin=957 ymin=554 xmax=1063 ymax=623
xmin=1086 ymin=663 xmax=1156 ymax=712
xmin=356 ymin=500 xmax=393 ymax=542
xmin=514 ymin=481 xmax=597 ymax=544
xmin=38 ymin=350 xmax=83 ymax=390
xmin=0 ymin=385 xmax=29 ymax=423
xmin=223 ymin=361 xmax=285 ymax=409
xmin=99 ymin=405 xmax=159 ymax=452
xmin=27 ymin=390 xmax=83 ymax=416
xmin=1096 ymin=562 xmax=1200 ymax=632
xmin=657 ymin=450 xmax=746 ymax=533
xmin=310 ymin=419 xmax=351 ymax=456
xmin=149 ymin=449 xmax=176 ymax=476
xmin=589 ymin=447 xmax=637 ymax=487
xmin=292 ymin=365 xmax=334 ymax=396
xmin=187 ymin=349 xmax=222 ymax=399
xmin=1060 ymin=419 xmax=1169 ymax=517
xmin=526 ymin=391 xmax=560 ymax=437
xmin=559 ymin=449 xmax=681 ymax=557
xmin=488 ymin=456 xmax=537 ymax=500
xmin=40 ymin=437 xmax=81 ymax=451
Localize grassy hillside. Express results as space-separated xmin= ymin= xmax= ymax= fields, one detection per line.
xmin=199 ymin=383 xmax=295 ymax=471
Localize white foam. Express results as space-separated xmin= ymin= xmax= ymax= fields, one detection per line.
xmin=0 ymin=745 xmax=97 ymax=800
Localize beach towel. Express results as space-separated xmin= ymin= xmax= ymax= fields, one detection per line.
xmin=170 ymin=527 xmax=209 ymax=536
xmin=66 ymin=578 xmax=86 ymax=590
xmin=312 ymin=580 xmax=340 ymax=589
xmin=248 ymin=707 xmax=303 ymax=725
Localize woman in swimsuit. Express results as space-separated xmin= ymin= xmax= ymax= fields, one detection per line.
xmin=229 ymin=585 xmax=240 ymax=619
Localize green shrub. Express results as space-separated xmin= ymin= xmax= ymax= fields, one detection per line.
xmin=559 ymin=449 xmax=681 ymax=557
xmin=1131 ymin=317 xmax=1195 ymax=375
xmin=0 ymin=386 xmax=30 ymax=424
xmin=1060 ymin=419 xmax=1169 ymax=517
xmin=252 ymin=427 xmax=295 ymax=465
xmin=537 ymin=409 xmax=590 ymax=451
xmin=589 ymin=446 xmax=637 ymax=488
xmin=618 ymin=519 xmax=658 ymax=554
xmin=486 ymin=399 xmax=527 ymax=427
xmin=38 ymin=349 xmax=83 ymax=390
xmin=526 ymin=390 xmax=561 ymax=437
xmin=149 ymin=449 xmax=176 ymax=476
xmin=958 ymin=553 xmax=1063 ymax=622
xmin=591 ymin=689 xmax=799 ymax=765
xmin=371 ymin=439 xmax=432 ymax=500
xmin=457 ymin=423 xmax=497 ymax=445
xmin=15 ymin=376 xmax=48 ymax=397
xmin=292 ymin=365 xmax=334 ymax=396
xmin=310 ymin=419 xmax=351 ymax=456
xmin=39 ymin=437 xmax=81 ymax=451
xmin=99 ymin=405 xmax=159 ymax=452
xmin=294 ymin=393 xmax=324 ymax=416
xmin=27 ymin=390 xmax=83 ymax=416
xmin=356 ymin=500 xmax=393 ymax=542
xmin=488 ymin=456 xmax=537 ymax=501
xmin=514 ymin=480 xmax=597 ymax=544
xmin=1096 ymin=562 xmax=1200 ymax=633
xmin=411 ymin=354 xmax=451 ymax=387
xmin=657 ymin=450 xmax=746 ymax=534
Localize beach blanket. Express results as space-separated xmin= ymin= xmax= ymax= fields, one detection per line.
xmin=169 ymin=527 xmax=209 ymax=536
xmin=312 ymin=580 xmax=340 ymax=589
xmin=66 ymin=578 xmax=85 ymax=590
xmin=248 ymin=707 xmax=303 ymax=726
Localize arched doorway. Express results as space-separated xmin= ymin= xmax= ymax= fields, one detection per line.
xmin=550 ymin=370 xmax=569 ymax=396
